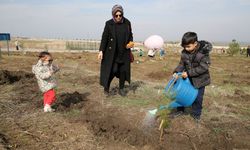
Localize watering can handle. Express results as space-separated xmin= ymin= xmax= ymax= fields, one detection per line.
xmin=171 ymin=72 xmax=182 ymax=82
xmin=175 ymin=73 xmax=193 ymax=89
xmin=173 ymin=72 xmax=182 ymax=79
xmin=167 ymin=72 xmax=182 ymax=93
xmin=176 ymin=72 xmax=183 ymax=76
xmin=177 ymin=72 xmax=192 ymax=84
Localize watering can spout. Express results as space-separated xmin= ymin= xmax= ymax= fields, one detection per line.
xmin=168 ymin=101 xmax=182 ymax=108
xmin=148 ymin=105 xmax=168 ymax=115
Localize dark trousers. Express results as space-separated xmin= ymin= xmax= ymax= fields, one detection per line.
xmin=106 ymin=63 xmax=126 ymax=90
xmin=177 ymin=87 xmax=206 ymax=117
xmin=247 ymin=50 xmax=250 ymax=57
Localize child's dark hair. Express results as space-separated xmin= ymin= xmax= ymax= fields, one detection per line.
xmin=38 ymin=51 xmax=51 ymax=59
xmin=181 ymin=32 xmax=198 ymax=47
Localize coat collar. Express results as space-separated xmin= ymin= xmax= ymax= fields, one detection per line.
xmin=110 ymin=17 xmax=127 ymax=25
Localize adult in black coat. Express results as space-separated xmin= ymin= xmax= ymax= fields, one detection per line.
xmin=98 ymin=5 xmax=133 ymax=96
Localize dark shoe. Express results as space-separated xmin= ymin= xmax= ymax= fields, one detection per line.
xmin=119 ymin=89 xmax=126 ymax=97
xmin=191 ymin=114 xmax=201 ymax=123
xmin=104 ymin=88 xmax=110 ymax=96
xmin=170 ymin=111 xmax=184 ymax=118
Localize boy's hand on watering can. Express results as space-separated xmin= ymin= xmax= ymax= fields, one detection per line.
xmin=173 ymin=73 xmax=178 ymax=79
xmin=182 ymin=72 xmax=188 ymax=78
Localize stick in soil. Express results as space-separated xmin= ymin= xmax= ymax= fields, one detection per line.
xmin=159 ymin=119 xmax=165 ymax=141
xmin=158 ymin=119 xmax=164 ymax=130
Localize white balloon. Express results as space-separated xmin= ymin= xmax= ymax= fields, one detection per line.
xmin=144 ymin=35 xmax=164 ymax=50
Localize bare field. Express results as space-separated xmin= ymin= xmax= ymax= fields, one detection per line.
xmin=0 ymin=51 xmax=250 ymax=150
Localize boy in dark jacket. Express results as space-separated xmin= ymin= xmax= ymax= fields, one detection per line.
xmin=173 ymin=32 xmax=212 ymax=121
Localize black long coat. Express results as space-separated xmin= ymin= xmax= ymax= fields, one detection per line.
xmin=99 ymin=18 xmax=133 ymax=88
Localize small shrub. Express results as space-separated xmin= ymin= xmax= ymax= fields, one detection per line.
xmin=227 ymin=39 xmax=241 ymax=56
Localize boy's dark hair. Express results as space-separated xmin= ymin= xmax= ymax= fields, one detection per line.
xmin=38 ymin=51 xmax=51 ymax=59
xmin=181 ymin=32 xmax=198 ymax=47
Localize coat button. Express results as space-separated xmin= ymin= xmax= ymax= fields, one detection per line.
xmin=109 ymin=47 xmax=112 ymax=50
xmin=110 ymin=38 xmax=113 ymax=41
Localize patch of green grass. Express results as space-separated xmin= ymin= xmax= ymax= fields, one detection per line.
xmin=157 ymin=109 xmax=172 ymax=128
xmin=63 ymin=109 xmax=81 ymax=117
xmin=111 ymin=97 xmax=151 ymax=107
xmin=240 ymin=86 xmax=250 ymax=95
xmin=206 ymin=83 xmax=239 ymax=98
xmin=108 ymin=83 xmax=172 ymax=108
xmin=202 ymin=108 xmax=209 ymax=114
xmin=212 ymin=127 xmax=225 ymax=134
xmin=238 ymin=114 xmax=250 ymax=121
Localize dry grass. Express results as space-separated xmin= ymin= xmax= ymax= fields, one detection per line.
xmin=0 ymin=50 xmax=250 ymax=149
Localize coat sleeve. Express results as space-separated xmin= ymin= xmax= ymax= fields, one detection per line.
xmin=174 ymin=55 xmax=185 ymax=73
xmin=128 ymin=22 xmax=133 ymax=42
xmin=187 ymin=55 xmax=210 ymax=77
xmin=99 ymin=22 xmax=109 ymax=52
xmin=38 ymin=72 xmax=52 ymax=80
xmin=51 ymin=64 xmax=60 ymax=73
xmin=32 ymin=65 xmax=52 ymax=80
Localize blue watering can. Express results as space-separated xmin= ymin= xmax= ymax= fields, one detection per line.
xmin=149 ymin=72 xmax=198 ymax=115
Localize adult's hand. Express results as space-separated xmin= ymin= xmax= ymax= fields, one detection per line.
xmin=126 ymin=41 xmax=134 ymax=49
xmin=98 ymin=51 xmax=103 ymax=60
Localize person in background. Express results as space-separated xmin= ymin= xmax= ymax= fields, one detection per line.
xmin=247 ymin=45 xmax=250 ymax=57
xmin=139 ymin=49 xmax=144 ymax=57
xmin=15 ymin=40 xmax=19 ymax=50
xmin=159 ymin=49 xmax=166 ymax=59
xmin=147 ymin=48 xmax=157 ymax=58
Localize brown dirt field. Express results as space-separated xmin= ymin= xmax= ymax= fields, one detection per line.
xmin=0 ymin=51 xmax=250 ymax=150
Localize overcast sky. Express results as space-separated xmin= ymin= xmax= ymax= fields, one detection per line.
xmin=0 ymin=0 xmax=250 ymax=42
